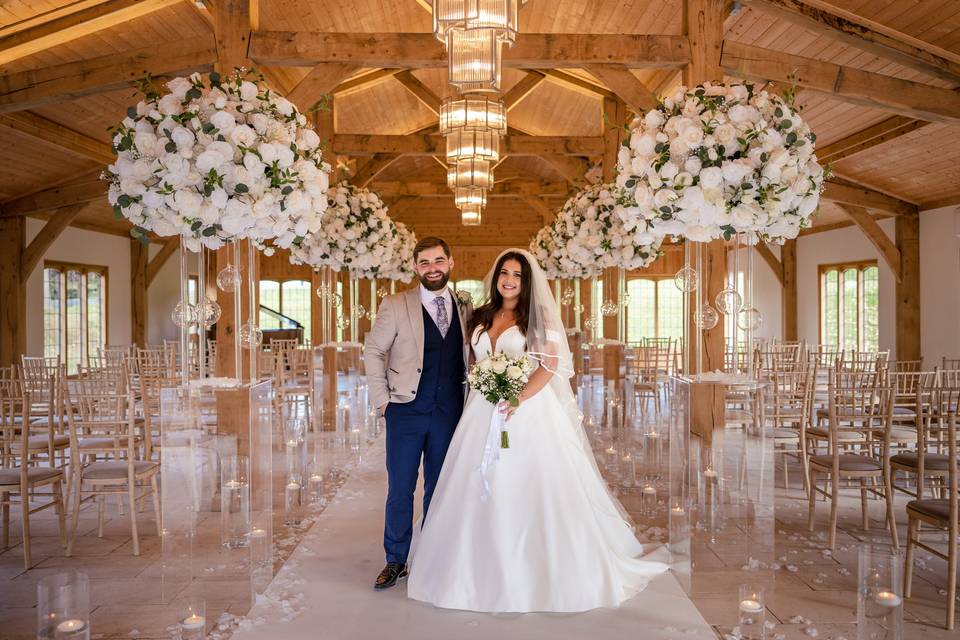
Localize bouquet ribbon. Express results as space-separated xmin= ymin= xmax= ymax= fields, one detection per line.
xmin=479 ymin=406 xmax=506 ymax=502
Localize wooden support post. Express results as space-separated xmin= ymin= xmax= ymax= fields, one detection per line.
xmin=781 ymin=239 xmax=798 ymax=342
xmin=358 ymin=278 xmax=373 ymax=341
xmin=0 ymin=217 xmax=25 ymax=367
xmin=601 ymin=97 xmax=627 ymax=340
xmin=130 ymin=239 xmax=148 ymax=348
xmin=895 ymin=212 xmax=921 ymax=361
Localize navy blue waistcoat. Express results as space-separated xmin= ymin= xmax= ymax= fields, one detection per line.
xmin=404 ymin=301 xmax=464 ymax=414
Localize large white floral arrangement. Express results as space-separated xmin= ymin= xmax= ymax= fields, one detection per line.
xmin=530 ymin=183 xmax=662 ymax=279
xmin=615 ymin=82 xmax=824 ymax=244
xmin=379 ymin=222 xmax=417 ymax=282
xmin=104 ymin=70 xmax=331 ymax=252
xmin=290 ymin=182 xmax=400 ymax=278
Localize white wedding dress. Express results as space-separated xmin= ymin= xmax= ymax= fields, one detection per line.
xmin=406 ymin=325 xmax=669 ymax=613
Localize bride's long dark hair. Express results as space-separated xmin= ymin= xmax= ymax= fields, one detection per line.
xmin=468 ymin=251 xmax=532 ymax=342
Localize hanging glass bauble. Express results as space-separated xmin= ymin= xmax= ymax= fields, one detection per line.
xmin=331 ymin=293 xmax=343 ymax=309
xmin=574 ymin=304 xmax=585 ymax=315
xmin=715 ymin=287 xmax=743 ymax=315
xmin=600 ymin=300 xmax=619 ymax=317
xmin=197 ymin=299 xmax=221 ymax=329
xmin=560 ymin=287 xmax=575 ymax=305
xmin=216 ymin=264 xmax=241 ymax=292
xmin=316 ymin=284 xmax=331 ymax=300
xmin=355 ymin=304 xmax=367 ymax=317
xmin=377 ymin=289 xmax=389 ymax=300
xmin=674 ymin=266 xmax=699 ymax=293
xmin=694 ymin=304 xmax=719 ymax=330
xmin=736 ymin=307 xmax=763 ymax=332
xmin=584 ymin=315 xmax=598 ymax=330
xmin=171 ymin=301 xmax=196 ymax=328
xmin=335 ymin=315 xmax=349 ymax=329
xmin=238 ymin=322 xmax=263 ymax=349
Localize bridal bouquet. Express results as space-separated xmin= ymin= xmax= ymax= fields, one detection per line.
xmin=615 ymin=81 xmax=824 ymax=244
xmin=104 ymin=69 xmax=331 ymax=252
xmin=467 ymin=352 xmax=533 ymax=448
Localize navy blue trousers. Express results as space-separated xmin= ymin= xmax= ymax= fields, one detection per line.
xmin=383 ymin=402 xmax=459 ymax=564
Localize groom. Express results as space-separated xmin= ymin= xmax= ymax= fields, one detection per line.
xmin=364 ymin=236 xmax=471 ymax=590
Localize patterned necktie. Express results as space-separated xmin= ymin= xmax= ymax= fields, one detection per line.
xmin=434 ymin=296 xmax=449 ymax=338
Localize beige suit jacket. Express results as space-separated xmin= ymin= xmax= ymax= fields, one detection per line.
xmin=363 ymin=286 xmax=472 ymax=410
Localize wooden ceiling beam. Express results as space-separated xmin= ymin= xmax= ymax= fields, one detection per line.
xmin=250 ymin=32 xmax=690 ymax=69
xmin=817 ymin=116 xmax=929 ymax=164
xmin=917 ymin=194 xmax=960 ymax=211
xmin=353 ymin=153 xmax=402 ymax=188
xmin=521 ymin=195 xmax=556 ymax=225
xmin=0 ymin=36 xmax=218 ymax=114
xmin=538 ymin=69 xmax=616 ymax=100
xmin=21 ymin=205 xmax=84 ymax=277
xmin=0 ymin=0 xmax=182 ymax=67
xmin=503 ymin=71 xmax=546 ymax=110
xmin=373 ymin=180 xmax=569 ymax=197
xmin=754 ymin=242 xmax=784 ymax=286
xmin=393 ymin=70 xmax=443 ymax=115
xmin=332 ymin=69 xmax=402 ymax=96
xmin=214 ymin=0 xmax=258 ymax=71
xmin=838 ymin=203 xmax=902 ymax=281
xmin=822 ymin=178 xmax=918 ymax=216
xmin=586 ymin=64 xmax=659 ymax=113
xmin=332 ymin=134 xmax=603 ymax=156
xmin=0 ymin=111 xmax=115 ymax=165
xmin=1 ymin=170 xmax=105 ymax=217
xmin=541 ymin=154 xmax=589 ymax=186
xmin=146 ymin=236 xmax=179 ymax=286
xmin=740 ymin=0 xmax=960 ymax=85
xmin=287 ymin=63 xmax=360 ymax=112
xmin=720 ymin=40 xmax=960 ymax=124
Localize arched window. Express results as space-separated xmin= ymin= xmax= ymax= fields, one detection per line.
xmin=625 ymin=277 xmax=684 ymax=343
xmin=820 ymin=262 xmax=879 ymax=351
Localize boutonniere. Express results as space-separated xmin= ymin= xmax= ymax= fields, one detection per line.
xmin=455 ymin=290 xmax=473 ymax=308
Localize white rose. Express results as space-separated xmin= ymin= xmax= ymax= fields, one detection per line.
xmin=210 ymin=110 xmax=236 ymax=134
xmin=659 ymin=161 xmax=679 ymax=181
xmin=714 ymin=123 xmax=737 ymax=147
xmin=492 ymin=360 xmax=507 ymax=374
xmin=239 ymin=81 xmax=258 ymax=101
xmin=680 ymin=124 xmax=704 ymax=147
xmin=643 ymin=109 xmax=665 ymax=129
xmin=630 ymin=132 xmax=657 ymax=156
xmin=133 ymin=132 xmax=158 ymax=156
xmin=170 ymin=126 xmax=195 ymax=151
xmin=157 ymin=94 xmax=182 ymax=117
xmin=166 ymin=77 xmax=192 ymax=100
xmin=699 ymin=166 xmax=723 ymax=189
xmin=479 ymin=358 xmax=492 ymax=371
xmin=653 ymin=189 xmax=677 ymax=209
xmin=229 ymin=124 xmax=257 ymax=148
xmin=297 ymin=129 xmax=320 ymax=150
xmin=684 ymin=156 xmax=702 ymax=174
xmin=195 ymin=148 xmax=225 ymax=173
xmin=173 ymin=189 xmax=202 ymax=215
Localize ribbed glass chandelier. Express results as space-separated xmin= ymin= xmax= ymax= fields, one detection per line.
xmin=434 ymin=0 xmax=525 ymax=93
xmin=459 ymin=202 xmax=483 ymax=226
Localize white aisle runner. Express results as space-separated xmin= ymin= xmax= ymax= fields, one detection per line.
xmin=233 ymin=438 xmax=715 ymax=640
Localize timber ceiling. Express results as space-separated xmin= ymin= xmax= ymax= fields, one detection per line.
xmin=2 ymin=0 xmax=959 ymax=246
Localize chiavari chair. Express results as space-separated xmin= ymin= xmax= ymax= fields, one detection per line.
xmin=626 ymin=346 xmax=661 ymax=419
xmin=276 ymin=348 xmax=316 ymax=425
xmin=0 ymin=375 xmax=67 ymax=568
xmin=765 ymin=367 xmax=815 ymax=492
xmin=891 ymin=380 xmax=960 ymax=502
xmin=807 ymin=373 xmax=898 ymax=550
xmin=903 ymin=407 xmax=958 ymax=630
xmin=942 ymin=356 xmax=960 ymax=371
xmin=63 ymin=378 xmax=160 ymax=556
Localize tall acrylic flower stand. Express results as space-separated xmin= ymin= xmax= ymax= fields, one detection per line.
xmin=667 ymin=375 xmax=774 ymax=597
xmin=159 ymin=373 xmax=275 ymax=606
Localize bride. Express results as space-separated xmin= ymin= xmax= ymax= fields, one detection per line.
xmin=406 ymin=248 xmax=668 ymax=613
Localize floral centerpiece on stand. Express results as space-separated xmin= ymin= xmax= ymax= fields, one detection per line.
xmin=530 ymin=183 xmax=663 ymax=279
xmin=104 ymin=69 xmax=331 ymax=253
xmin=615 ymin=82 xmax=824 ymax=244
xmin=379 ymin=222 xmax=418 ymax=283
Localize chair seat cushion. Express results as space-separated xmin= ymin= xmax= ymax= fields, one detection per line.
xmin=906 ymin=499 xmax=950 ymax=522
xmin=772 ymin=427 xmax=800 ymax=439
xmin=890 ymin=452 xmax=953 ymax=471
xmin=875 ymin=427 xmax=917 ymax=441
xmin=0 ymin=467 xmax=62 ymax=487
xmin=807 ymin=426 xmax=867 ymax=441
xmin=10 ymin=434 xmax=70 ymax=450
xmin=82 ymin=460 xmax=158 ymax=481
xmin=892 ymin=406 xmax=916 ymax=418
xmin=810 ymin=454 xmax=882 ymax=472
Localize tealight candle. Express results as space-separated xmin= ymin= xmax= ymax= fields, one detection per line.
xmin=703 ymin=468 xmax=717 ymax=478
xmin=286 ymin=481 xmax=301 ymax=491
xmin=249 ymin=527 xmax=267 ymax=539
xmin=181 ymin=613 xmax=205 ymax=630
xmin=873 ymin=590 xmax=902 ymax=608
xmin=223 ymin=480 xmax=242 ymax=489
xmin=670 ymin=506 xmax=685 ymax=515
xmin=309 ymin=474 xmax=323 ymax=482
xmin=55 ymin=618 xmax=87 ymax=635
xmin=739 ymin=599 xmax=763 ymax=613
xmin=642 ymin=485 xmax=656 ymax=495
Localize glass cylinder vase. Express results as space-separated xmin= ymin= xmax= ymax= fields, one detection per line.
xmin=284 ymin=417 xmax=308 ymax=525
xmin=857 ymin=546 xmax=904 ymax=640
xmin=738 ymin=583 xmax=766 ymax=640
xmin=220 ymin=455 xmax=250 ymax=549
xmin=37 ymin=571 xmax=90 ymax=640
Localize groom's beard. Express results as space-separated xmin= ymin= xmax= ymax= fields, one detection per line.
xmin=418 ymin=270 xmax=450 ymax=291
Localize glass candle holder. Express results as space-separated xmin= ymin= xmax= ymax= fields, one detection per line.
xmin=284 ymin=418 xmax=308 ymax=525
xmin=641 ymin=483 xmax=657 ymax=516
xmin=37 ymin=571 xmax=90 ymax=640
xmin=668 ymin=497 xmax=690 ymax=556
xmin=619 ymin=450 xmax=636 ymax=488
xmin=642 ymin=428 xmax=662 ymax=479
xmin=220 ymin=455 xmax=250 ymax=549
xmin=178 ymin=597 xmax=206 ymax=640
xmin=738 ymin=583 xmax=765 ymax=640
xmin=857 ymin=546 xmax=903 ymax=640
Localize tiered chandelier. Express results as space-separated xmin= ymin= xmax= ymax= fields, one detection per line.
xmin=433 ymin=1 xmax=524 ymax=225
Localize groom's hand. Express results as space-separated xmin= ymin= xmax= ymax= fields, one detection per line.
xmin=378 ymin=403 xmax=387 ymax=417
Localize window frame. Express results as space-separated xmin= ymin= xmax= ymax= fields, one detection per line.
xmin=818 ymin=259 xmax=878 ymax=351
xmin=259 ymin=277 xmax=312 ymax=344
xmin=43 ymin=260 xmax=109 ymax=371
xmin=625 ymin=275 xmax=685 ymax=343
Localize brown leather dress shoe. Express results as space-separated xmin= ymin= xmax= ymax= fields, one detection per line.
xmin=374 ymin=562 xmax=408 ymax=590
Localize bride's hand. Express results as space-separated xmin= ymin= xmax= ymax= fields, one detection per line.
xmin=498 ymin=400 xmax=519 ymax=421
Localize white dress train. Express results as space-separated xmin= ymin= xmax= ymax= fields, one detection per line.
xmin=406 ymin=326 xmax=668 ymax=613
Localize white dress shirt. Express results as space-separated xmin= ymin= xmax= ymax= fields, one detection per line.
xmin=420 ymin=284 xmax=453 ymax=331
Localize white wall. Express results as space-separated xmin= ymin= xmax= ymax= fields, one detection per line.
xmin=25 ymin=220 xmax=134 ymax=356
xmin=918 ymin=206 xmax=960 ymax=366
xmin=147 ymin=246 xmax=188 ymax=346
xmin=728 ymin=245 xmax=783 ymax=342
